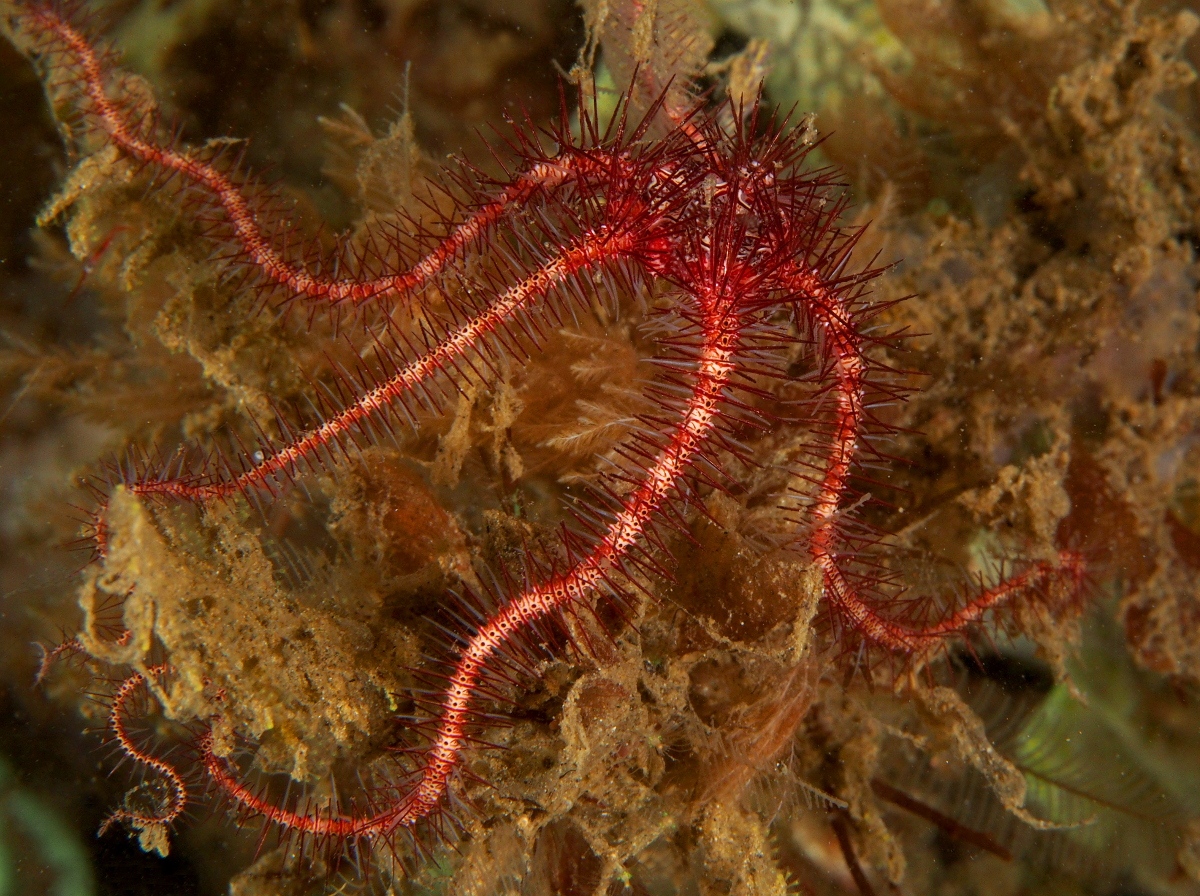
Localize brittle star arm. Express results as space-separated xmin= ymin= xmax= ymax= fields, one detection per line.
xmin=20 ymin=3 xmax=608 ymax=306
xmin=120 ymin=225 xmax=641 ymax=506
xmin=97 ymin=665 xmax=188 ymax=838
xmin=198 ymin=284 xmax=746 ymax=840
xmin=788 ymin=266 xmax=1080 ymax=655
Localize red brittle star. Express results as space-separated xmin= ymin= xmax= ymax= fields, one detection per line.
xmin=13 ymin=0 xmax=1086 ymax=870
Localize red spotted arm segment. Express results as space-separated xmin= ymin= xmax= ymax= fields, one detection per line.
xmin=200 ymin=286 xmax=745 ymax=838
xmin=123 ymin=225 xmax=639 ymax=505
xmin=790 ymin=265 xmax=1081 ymax=654
xmin=22 ymin=4 xmax=589 ymax=306
xmin=97 ymin=666 xmax=188 ymax=838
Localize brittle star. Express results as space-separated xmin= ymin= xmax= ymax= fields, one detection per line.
xmin=13 ymin=0 xmax=1085 ymax=870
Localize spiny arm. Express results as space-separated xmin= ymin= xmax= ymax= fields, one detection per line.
xmin=98 ymin=666 xmax=188 ymax=841
xmin=15 ymin=2 xmax=595 ymax=306
xmin=114 ymin=225 xmax=643 ymax=508
xmin=199 ymin=286 xmax=747 ymax=840
xmin=788 ymin=265 xmax=1082 ymax=655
